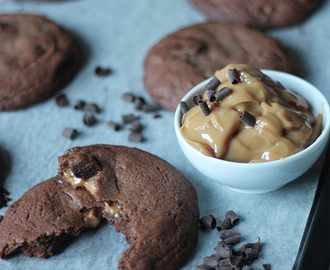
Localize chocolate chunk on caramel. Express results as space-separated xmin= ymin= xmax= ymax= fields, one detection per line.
xmin=70 ymin=154 xmax=102 ymax=179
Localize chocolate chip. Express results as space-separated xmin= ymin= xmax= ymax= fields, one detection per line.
xmin=239 ymin=111 xmax=256 ymax=127
xmin=107 ymin=121 xmax=122 ymax=131
xmin=142 ymin=104 xmax=158 ymax=112
xmin=46 ymin=234 xmax=74 ymax=255
xmin=154 ymin=113 xmax=162 ymax=119
xmin=262 ymin=263 xmax=271 ymax=270
xmin=180 ymin=101 xmax=189 ymax=114
xmin=74 ymin=100 xmax=85 ymax=111
xmin=134 ymin=97 xmax=146 ymax=110
xmin=225 ymin=210 xmax=240 ymax=225
xmin=228 ymin=68 xmax=240 ymax=84
xmin=122 ymin=114 xmax=138 ymax=124
xmin=128 ymin=132 xmax=143 ymax=142
xmin=55 ymin=94 xmax=69 ymax=107
xmin=0 ymin=188 xmax=11 ymax=209
xmin=205 ymin=76 xmax=221 ymax=90
xmin=70 ymin=154 xmax=102 ymax=179
xmin=122 ymin=93 xmax=135 ymax=103
xmin=200 ymin=215 xmax=216 ymax=229
xmin=84 ymin=103 xmax=100 ymax=113
xmin=198 ymin=100 xmax=210 ymax=116
xmin=215 ymin=87 xmax=231 ymax=101
xmin=83 ymin=114 xmax=97 ymax=126
xmin=95 ymin=66 xmax=112 ymax=76
xmin=62 ymin=128 xmax=78 ymax=140
xmin=129 ymin=120 xmax=143 ymax=133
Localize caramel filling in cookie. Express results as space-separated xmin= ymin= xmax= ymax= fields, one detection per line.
xmin=104 ymin=202 xmax=121 ymax=217
xmin=83 ymin=209 xmax=102 ymax=228
xmin=64 ymin=169 xmax=97 ymax=195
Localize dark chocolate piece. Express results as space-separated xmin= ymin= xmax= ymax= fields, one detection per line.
xmin=218 ymin=258 xmax=231 ymax=268
xmin=216 ymin=217 xmax=233 ymax=231
xmin=205 ymin=76 xmax=221 ymax=90
xmin=200 ymin=215 xmax=216 ymax=229
xmin=239 ymin=111 xmax=256 ymax=127
xmin=61 ymin=128 xmax=78 ymax=140
xmin=193 ymin=95 xmax=203 ymax=106
xmin=95 ymin=67 xmax=112 ymax=76
xmin=122 ymin=114 xmax=137 ymax=124
xmin=207 ymin=90 xmax=216 ymax=102
xmin=219 ymin=229 xmax=236 ymax=240
xmin=0 ymin=188 xmax=10 ymax=209
xmin=235 ymin=238 xmax=260 ymax=254
xmin=107 ymin=121 xmax=122 ymax=131
xmin=225 ymin=210 xmax=240 ymax=225
xmin=83 ymin=114 xmax=97 ymax=127
xmin=215 ymin=87 xmax=231 ymax=101
xmin=203 ymin=254 xmax=220 ymax=268
xmin=55 ymin=94 xmax=69 ymax=107
xmin=180 ymin=101 xmax=189 ymax=114
xmin=242 ymin=248 xmax=259 ymax=259
xmin=154 ymin=113 xmax=162 ymax=119
xmin=229 ymin=256 xmax=243 ymax=267
xmin=129 ymin=120 xmax=143 ymax=133
xmin=134 ymin=97 xmax=146 ymax=110
xmin=142 ymin=104 xmax=158 ymax=112
xmin=262 ymin=264 xmax=271 ymax=270
xmin=128 ymin=132 xmax=143 ymax=142
xmin=84 ymin=103 xmax=100 ymax=113
xmin=74 ymin=100 xmax=85 ymax=111
xmin=223 ymin=233 xmax=241 ymax=245
xmin=228 ymin=68 xmax=240 ymax=84
xmin=214 ymin=243 xmax=233 ymax=259
xmin=198 ymin=100 xmax=210 ymax=116
xmin=70 ymin=155 xmax=102 ymax=179
xmin=122 ymin=93 xmax=135 ymax=103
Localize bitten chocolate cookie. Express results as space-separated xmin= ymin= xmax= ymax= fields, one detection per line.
xmin=58 ymin=145 xmax=199 ymax=270
xmin=189 ymin=0 xmax=323 ymax=29
xmin=143 ymin=22 xmax=296 ymax=111
xmin=0 ymin=14 xmax=82 ymax=111
xmin=0 ymin=176 xmax=102 ymax=259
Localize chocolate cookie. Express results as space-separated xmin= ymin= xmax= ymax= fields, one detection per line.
xmin=58 ymin=145 xmax=199 ymax=270
xmin=0 ymin=14 xmax=82 ymax=111
xmin=143 ymin=22 xmax=296 ymax=111
xmin=189 ymin=0 xmax=323 ymax=29
xmin=0 ymin=176 xmax=102 ymax=259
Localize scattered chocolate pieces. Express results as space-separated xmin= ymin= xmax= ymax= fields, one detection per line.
xmin=84 ymin=103 xmax=100 ymax=113
xmin=142 ymin=104 xmax=158 ymax=112
xmin=214 ymin=87 xmax=231 ymax=101
xmin=180 ymin=101 xmax=189 ymax=114
xmin=242 ymin=248 xmax=259 ymax=259
xmin=95 ymin=66 xmax=112 ymax=76
xmin=200 ymin=215 xmax=216 ymax=229
xmin=55 ymin=94 xmax=69 ymax=107
xmin=207 ymin=90 xmax=216 ymax=102
xmin=129 ymin=120 xmax=143 ymax=133
xmin=83 ymin=114 xmax=97 ymax=126
xmin=122 ymin=93 xmax=135 ymax=103
xmin=239 ymin=111 xmax=256 ymax=127
xmin=0 ymin=188 xmax=11 ymax=209
xmin=107 ymin=121 xmax=122 ymax=131
xmin=213 ymin=242 xmax=232 ymax=259
xmin=193 ymin=94 xmax=203 ymax=106
xmin=219 ymin=229 xmax=236 ymax=240
xmin=61 ymin=128 xmax=78 ymax=140
xmin=205 ymin=76 xmax=221 ymax=91
xmin=74 ymin=100 xmax=85 ymax=111
xmin=217 ymin=217 xmax=233 ymax=231
xmin=262 ymin=263 xmax=271 ymax=270
xmin=134 ymin=97 xmax=146 ymax=110
xmin=122 ymin=114 xmax=138 ymax=124
xmin=198 ymin=100 xmax=210 ymax=116
xmin=128 ymin=132 xmax=143 ymax=142
xmin=223 ymin=233 xmax=241 ymax=245
xmin=228 ymin=68 xmax=240 ymax=84
xmin=225 ymin=210 xmax=240 ymax=225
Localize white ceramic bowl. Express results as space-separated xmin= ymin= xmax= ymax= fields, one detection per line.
xmin=174 ymin=70 xmax=330 ymax=194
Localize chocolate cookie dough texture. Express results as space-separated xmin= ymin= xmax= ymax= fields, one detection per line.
xmin=143 ymin=22 xmax=296 ymax=111
xmin=0 ymin=14 xmax=82 ymax=111
xmin=188 ymin=0 xmax=323 ymax=29
xmin=0 ymin=145 xmax=199 ymax=270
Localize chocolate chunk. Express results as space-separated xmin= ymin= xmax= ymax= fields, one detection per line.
xmin=207 ymin=90 xmax=216 ymax=102
xmin=84 ymin=103 xmax=100 ymax=113
xmin=218 ymin=258 xmax=231 ymax=268
xmin=213 ymin=243 xmax=233 ymax=259
xmin=193 ymin=95 xmax=203 ymax=106
xmin=0 ymin=188 xmax=11 ymax=209
xmin=128 ymin=132 xmax=143 ymax=142
xmin=55 ymin=94 xmax=69 ymax=107
xmin=122 ymin=114 xmax=138 ymax=124
xmin=215 ymin=87 xmax=231 ymax=101
xmin=242 ymin=248 xmax=259 ymax=259
xmin=61 ymin=128 xmax=78 ymax=140
xmin=74 ymin=100 xmax=85 ymax=111
xmin=235 ymin=238 xmax=260 ymax=254
xmin=203 ymin=254 xmax=220 ymax=268
xmin=142 ymin=104 xmax=158 ymax=112
xmin=219 ymin=229 xmax=236 ymax=240
xmin=223 ymin=233 xmax=241 ymax=245
xmin=95 ymin=66 xmax=112 ymax=76
xmin=129 ymin=120 xmax=143 ymax=133
xmin=225 ymin=210 xmax=240 ymax=225
xmin=216 ymin=217 xmax=233 ymax=231
xmin=122 ymin=93 xmax=135 ymax=103
xmin=239 ymin=111 xmax=256 ymax=127
xmin=228 ymin=68 xmax=240 ymax=84
xmin=229 ymin=256 xmax=243 ymax=267
xmin=200 ymin=215 xmax=216 ymax=229
xmin=46 ymin=233 xmax=74 ymax=255
xmin=198 ymin=100 xmax=210 ymax=116
xmin=70 ymin=154 xmax=102 ymax=179
xmin=180 ymin=101 xmax=189 ymax=114
xmin=154 ymin=113 xmax=162 ymax=119
xmin=83 ymin=114 xmax=97 ymax=127
xmin=107 ymin=121 xmax=122 ymax=131
xmin=205 ymin=76 xmax=221 ymax=90
xmin=262 ymin=264 xmax=271 ymax=270
xmin=134 ymin=97 xmax=146 ymax=110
